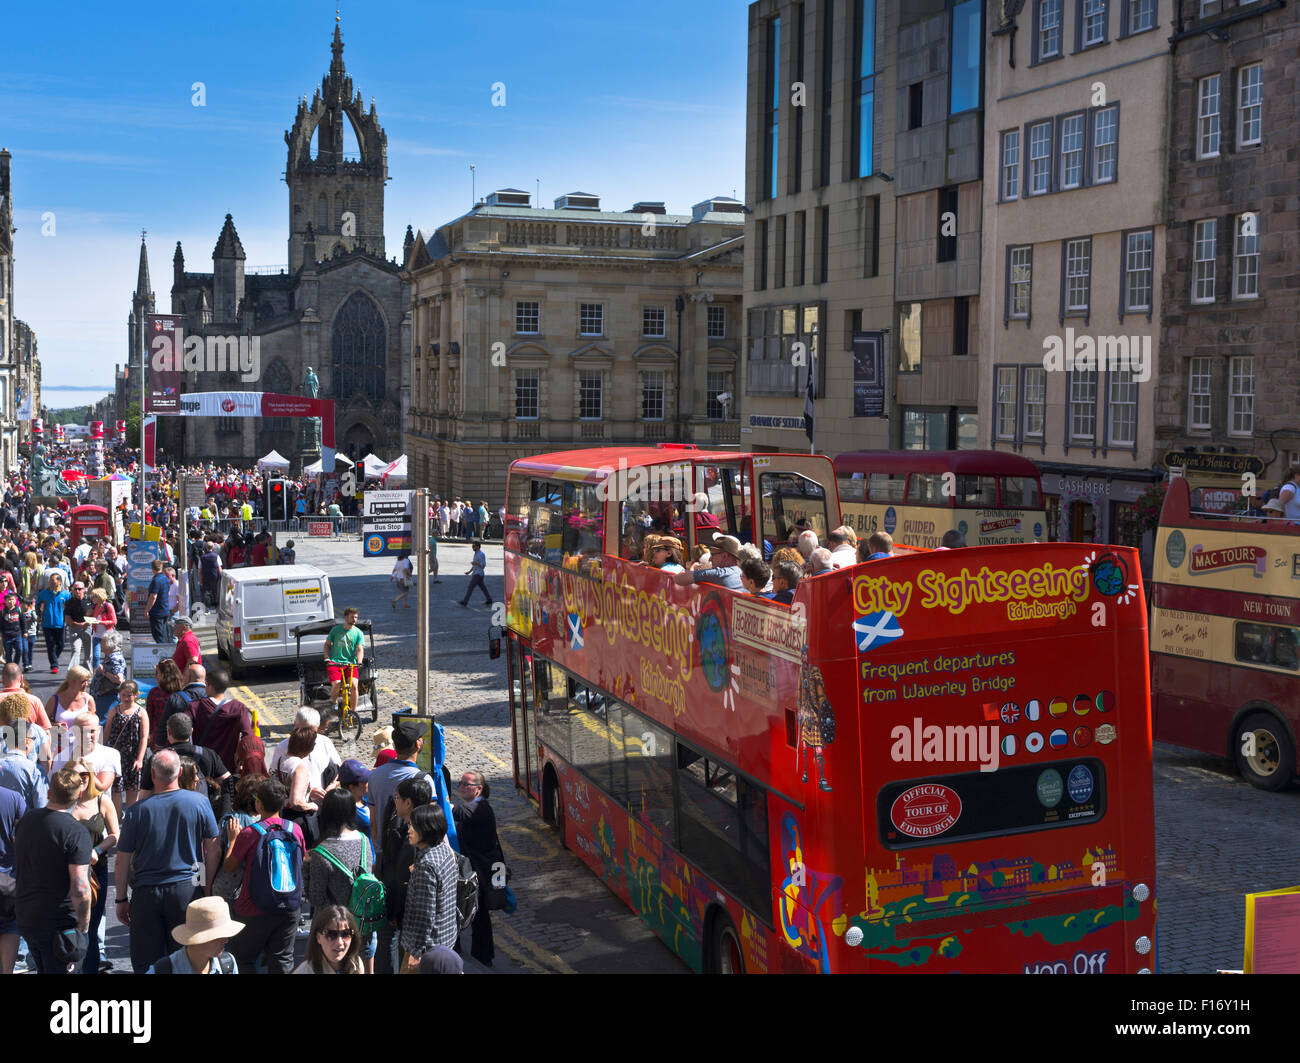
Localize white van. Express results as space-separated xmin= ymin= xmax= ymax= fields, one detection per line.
xmin=215 ymin=564 xmax=333 ymax=677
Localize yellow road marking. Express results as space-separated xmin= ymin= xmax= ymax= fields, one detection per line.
xmin=237 ymin=685 xmax=281 ymax=728
xmin=495 ymin=919 xmax=580 ymax=975
xmin=383 ymin=692 xmax=512 ymax=774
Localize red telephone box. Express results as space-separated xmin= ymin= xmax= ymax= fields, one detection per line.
xmin=69 ymin=505 xmax=111 ymax=553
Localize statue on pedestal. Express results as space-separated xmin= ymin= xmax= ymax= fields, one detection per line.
xmin=300 ymin=365 xmax=322 ymax=457
xmin=30 ymin=444 xmax=77 ymax=502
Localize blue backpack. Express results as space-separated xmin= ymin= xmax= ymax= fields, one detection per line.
xmin=247 ymin=820 xmax=302 ymax=913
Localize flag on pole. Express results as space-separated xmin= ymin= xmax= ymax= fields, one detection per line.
xmin=803 ymin=351 xmax=816 ymax=449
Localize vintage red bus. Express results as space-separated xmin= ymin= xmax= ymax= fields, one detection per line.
xmin=835 ymin=449 xmax=1048 ymax=548
xmin=503 ymin=445 xmax=1157 ymax=973
xmin=1152 ymin=476 xmax=1300 ymax=790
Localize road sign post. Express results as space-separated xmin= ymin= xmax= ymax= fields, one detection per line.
xmin=415 ymin=489 xmax=428 ymax=715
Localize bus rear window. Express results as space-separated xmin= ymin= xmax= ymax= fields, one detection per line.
xmin=760 ymin=472 xmax=829 ymax=548
xmin=1001 ymin=476 xmax=1041 ymax=508
xmin=1234 ymin=622 xmax=1300 ymax=670
xmin=877 ymin=758 xmax=1107 ymax=849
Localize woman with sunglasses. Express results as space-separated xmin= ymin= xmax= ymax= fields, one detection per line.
xmin=70 ymin=757 xmax=119 ymax=974
xmin=293 ymin=904 xmax=364 ymax=974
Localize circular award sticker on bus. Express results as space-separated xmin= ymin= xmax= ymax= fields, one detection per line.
xmin=1036 ymin=769 xmax=1064 ymax=808
xmin=1096 ymin=723 xmax=1117 ymax=745
xmin=884 ymin=506 xmax=898 ymax=535
xmin=1068 ymin=764 xmax=1095 ymax=803
xmin=1166 ymin=529 xmax=1187 ymax=569
xmin=890 ymin=784 xmax=962 ymax=839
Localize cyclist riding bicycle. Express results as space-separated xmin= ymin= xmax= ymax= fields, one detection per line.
xmin=324 ymin=606 xmax=364 ymax=717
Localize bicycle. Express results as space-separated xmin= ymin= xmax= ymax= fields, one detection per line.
xmin=336 ymin=664 xmax=363 ymax=741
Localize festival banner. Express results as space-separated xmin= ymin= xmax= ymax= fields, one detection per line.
xmin=169 ymin=391 xmax=336 ymax=471
xmin=32 ymin=418 xmax=43 ymax=436
xmin=16 ymin=388 xmax=32 ymax=421
xmin=144 ymin=314 xmax=185 ymax=413
xmin=142 ymin=416 xmax=157 ymax=474
xmin=89 ymin=421 xmax=104 ymax=440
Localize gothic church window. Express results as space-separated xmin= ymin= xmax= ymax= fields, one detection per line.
xmin=332 ymin=292 xmax=387 ymax=404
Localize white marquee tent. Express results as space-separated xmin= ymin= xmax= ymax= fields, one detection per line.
xmin=360 ymin=453 xmax=390 ymax=479
xmin=256 ymin=450 xmax=290 ymax=471
xmin=303 ymin=453 xmax=354 ymax=476
xmin=380 ymin=455 xmax=408 ymax=484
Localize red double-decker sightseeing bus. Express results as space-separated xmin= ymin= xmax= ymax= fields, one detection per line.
xmin=502 ymin=446 xmax=1157 ymax=973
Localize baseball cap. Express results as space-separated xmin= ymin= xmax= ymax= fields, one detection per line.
xmin=338 ymin=758 xmax=371 ymax=786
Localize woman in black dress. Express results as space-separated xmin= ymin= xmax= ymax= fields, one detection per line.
xmin=453 ymin=770 xmax=505 ymax=967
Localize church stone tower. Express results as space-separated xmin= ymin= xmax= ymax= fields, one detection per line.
xmin=284 ymin=19 xmax=388 ymax=273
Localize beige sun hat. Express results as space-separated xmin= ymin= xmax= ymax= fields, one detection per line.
xmin=708 ymin=533 xmax=744 ymax=557
xmin=171 ymin=896 xmax=245 ymax=946
xmin=1264 ymin=498 xmax=1286 ymax=514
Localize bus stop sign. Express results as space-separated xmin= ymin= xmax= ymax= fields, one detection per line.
xmin=363 ymin=490 xmax=414 ymax=557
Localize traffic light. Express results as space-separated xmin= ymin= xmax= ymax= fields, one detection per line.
xmin=267 ymin=479 xmax=289 ymax=521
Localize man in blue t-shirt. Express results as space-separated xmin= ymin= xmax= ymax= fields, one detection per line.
xmin=673 ymin=533 xmax=745 ymax=591
xmin=114 ymin=748 xmax=219 ymax=974
xmin=144 ymin=560 xmax=173 ymax=644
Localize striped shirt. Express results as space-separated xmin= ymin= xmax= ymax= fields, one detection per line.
xmin=399 ymin=838 xmax=458 ymax=958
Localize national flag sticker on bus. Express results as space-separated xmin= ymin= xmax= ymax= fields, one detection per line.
xmin=890 ymin=784 xmax=962 ymax=839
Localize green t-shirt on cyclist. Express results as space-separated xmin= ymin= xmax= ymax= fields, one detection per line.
xmin=325 ymin=619 xmax=364 ymax=667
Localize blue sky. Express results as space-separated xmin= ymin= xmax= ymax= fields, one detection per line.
xmin=4 ymin=0 xmax=748 ymax=394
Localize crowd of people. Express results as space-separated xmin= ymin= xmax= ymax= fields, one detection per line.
xmin=2 ymin=669 xmax=507 ymax=976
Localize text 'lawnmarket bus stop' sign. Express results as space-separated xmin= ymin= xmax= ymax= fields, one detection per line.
xmin=363 ymin=490 xmax=414 ymax=557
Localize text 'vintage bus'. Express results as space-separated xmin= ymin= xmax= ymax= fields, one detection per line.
xmin=1152 ymin=475 xmax=1300 ymax=790
xmin=503 ymin=446 xmax=1156 ymax=973
xmin=835 ymin=449 xmax=1048 ymax=549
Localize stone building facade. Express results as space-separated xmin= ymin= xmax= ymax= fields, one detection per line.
xmin=979 ymin=0 xmax=1169 ymax=548
xmin=13 ymin=319 xmax=40 ymax=429
xmin=0 ymin=149 xmax=16 ymax=471
xmin=403 ymin=191 xmax=744 ymax=501
xmin=1157 ymin=0 xmax=1298 ymax=498
xmin=122 ymin=23 xmax=409 ymax=468
xmin=742 ymin=0 xmax=901 ymax=455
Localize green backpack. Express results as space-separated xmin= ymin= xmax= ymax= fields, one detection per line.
xmin=311 ymin=837 xmax=386 ymax=937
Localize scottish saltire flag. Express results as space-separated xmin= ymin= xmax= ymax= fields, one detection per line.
xmin=803 ymin=352 xmax=816 ymax=445
xmin=853 ymin=610 xmax=903 ymax=653
xmin=568 ymin=612 xmax=584 ymax=650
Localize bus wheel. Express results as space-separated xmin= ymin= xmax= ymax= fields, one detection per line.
xmin=1234 ymin=712 xmax=1295 ymax=791
xmin=543 ymin=766 xmax=567 ymax=849
xmin=710 ymin=914 xmax=745 ymax=974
